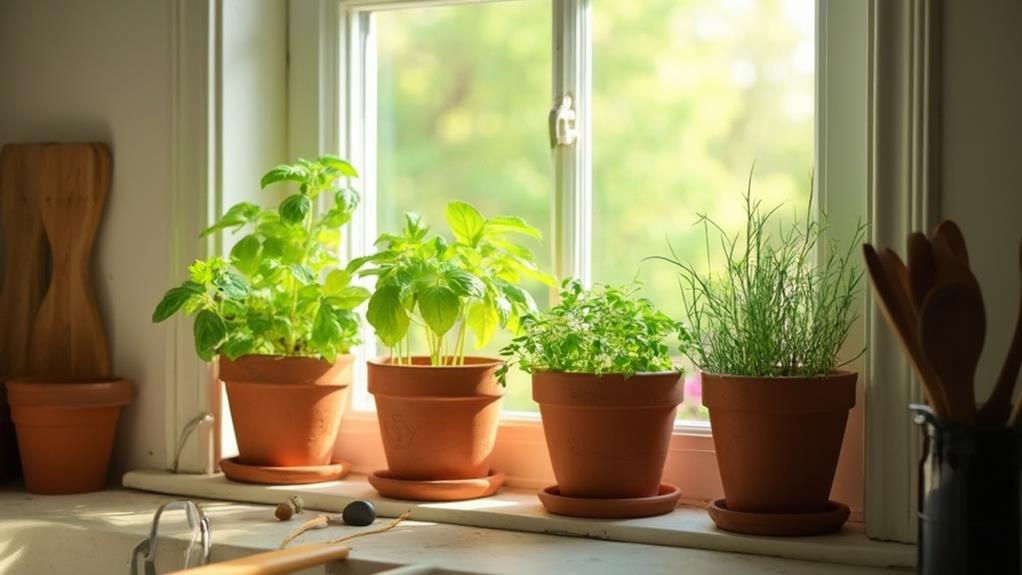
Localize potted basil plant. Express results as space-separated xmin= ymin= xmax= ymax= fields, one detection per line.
xmin=357 ymin=201 xmax=552 ymax=500
xmin=153 ymin=156 xmax=369 ymax=484
xmin=498 ymin=279 xmax=686 ymax=518
xmin=653 ymin=188 xmax=865 ymax=536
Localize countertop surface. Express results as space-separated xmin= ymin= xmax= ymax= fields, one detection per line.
xmin=0 ymin=486 xmax=908 ymax=575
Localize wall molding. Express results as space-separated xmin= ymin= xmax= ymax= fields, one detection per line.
xmin=865 ymin=0 xmax=943 ymax=543
xmin=165 ymin=0 xmax=220 ymax=474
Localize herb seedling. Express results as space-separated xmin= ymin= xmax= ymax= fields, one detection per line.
xmin=497 ymin=279 xmax=685 ymax=384
xmin=357 ymin=201 xmax=553 ymax=368
xmin=153 ymin=156 xmax=370 ymax=362
xmin=649 ymin=177 xmax=865 ymax=377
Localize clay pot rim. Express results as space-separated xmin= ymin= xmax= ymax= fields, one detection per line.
xmin=700 ymin=368 xmax=857 ymax=382
xmin=532 ymin=370 xmax=684 ymax=408
xmin=532 ymin=369 xmax=682 ymax=378
xmin=5 ymin=378 xmax=133 ymax=408
xmin=222 ymin=353 xmax=356 ymax=364
xmin=368 ymin=356 xmax=503 ymax=369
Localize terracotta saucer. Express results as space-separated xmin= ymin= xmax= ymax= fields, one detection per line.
xmin=368 ymin=469 xmax=505 ymax=501
xmin=707 ymin=498 xmax=851 ymax=536
xmin=220 ymin=457 xmax=351 ymax=485
xmin=538 ymin=484 xmax=681 ymax=518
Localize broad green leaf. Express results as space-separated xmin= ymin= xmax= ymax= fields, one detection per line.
xmin=367 ymin=284 xmax=409 ymax=346
xmin=193 ymin=309 xmax=227 ymax=361
xmin=445 ymin=269 xmax=485 ymax=299
xmin=261 ymin=164 xmax=308 ymax=188
xmin=418 ymin=285 xmax=460 ymax=336
xmin=318 ymin=155 xmax=359 ymax=177
xmin=289 ymin=264 xmax=316 ymax=284
xmin=230 ymin=235 xmax=261 ymax=276
xmin=280 ymin=194 xmax=312 ymax=225
xmin=467 ymin=300 xmax=499 ymax=348
xmin=327 ymin=286 xmax=371 ymax=309
xmin=323 ymin=269 xmax=351 ymax=295
xmin=485 ymin=215 xmax=542 ymax=239
xmin=312 ymin=303 xmax=342 ymax=346
xmin=334 ymin=187 xmax=360 ymax=213
xmin=445 ymin=201 xmax=485 ymax=246
xmin=200 ymin=203 xmax=261 ymax=237
xmin=223 ymin=334 xmax=255 ymax=360
xmin=500 ymin=283 xmax=539 ymax=314
xmin=152 ymin=282 xmax=204 ymax=322
xmin=215 ymin=270 xmax=249 ymax=299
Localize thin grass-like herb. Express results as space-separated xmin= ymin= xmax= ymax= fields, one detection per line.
xmin=648 ymin=173 xmax=865 ymax=377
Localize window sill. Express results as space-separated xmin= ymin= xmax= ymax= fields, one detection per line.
xmin=122 ymin=469 xmax=913 ymax=570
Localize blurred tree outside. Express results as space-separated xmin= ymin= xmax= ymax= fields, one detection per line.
xmin=374 ymin=0 xmax=815 ymax=419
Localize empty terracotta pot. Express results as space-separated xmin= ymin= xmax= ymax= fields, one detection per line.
xmin=702 ymin=370 xmax=857 ymax=514
xmin=221 ymin=355 xmax=353 ymax=467
xmin=5 ymin=378 xmax=132 ymax=494
xmin=534 ymin=371 xmax=683 ymax=499
xmin=367 ymin=357 xmax=503 ymax=480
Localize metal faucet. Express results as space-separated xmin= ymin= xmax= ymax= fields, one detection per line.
xmin=130 ymin=499 xmax=212 ymax=575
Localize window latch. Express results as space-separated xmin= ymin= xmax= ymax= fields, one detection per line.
xmin=549 ymin=95 xmax=577 ymax=149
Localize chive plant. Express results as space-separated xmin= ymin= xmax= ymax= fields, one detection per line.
xmin=650 ymin=179 xmax=865 ymax=377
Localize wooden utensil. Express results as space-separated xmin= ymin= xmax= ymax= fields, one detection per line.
xmin=0 ymin=144 xmax=48 ymax=377
xmin=908 ymin=232 xmax=937 ymax=313
xmin=920 ymin=281 xmax=984 ymax=424
xmin=863 ymin=244 xmax=950 ymax=418
xmin=933 ymin=220 xmax=970 ymax=266
xmin=169 ymin=542 xmax=351 ymax=575
xmin=27 ymin=143 xmax=112 ymax=377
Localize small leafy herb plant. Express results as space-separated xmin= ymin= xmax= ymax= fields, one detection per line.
xmin=650 ymin=183 xmax=865 ymax=377
xmin=357 ymin=201 xmax=553 ymax=368
xmin=497 ymin=279 xmax=684 ymax=384
xmin=152 ymin=156 xmax=370 ymax=362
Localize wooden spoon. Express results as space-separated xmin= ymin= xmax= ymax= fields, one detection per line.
xmin=907 ymin=232 xmax=937 ymax=313
xmin=863 ymin=244 xmax=949 ymax=418
xmin=933 ymin=220 xmax=970 ymax=266
xmin=920 ymin=281 xmax=984 ymax=424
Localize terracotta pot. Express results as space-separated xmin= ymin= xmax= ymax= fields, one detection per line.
xmin=367 ymin=356 xmax=503 ymax=480
xmin=221 ymin=355 xmax=353 ymax=467
xmin=5 ymin=378 xmax=132 ymax=494
xmin=533 ymin=371 xmax=683 ymax=499
xmin=702 ymin=370 xmax=857 ymax=514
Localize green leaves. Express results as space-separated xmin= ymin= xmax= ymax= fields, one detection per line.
xmin=153 ymin=156 xmax=366 ymax=362
xmin=363 ymin=201 xmax=552 ymax=367
xmin=279 ymin=194 xmax=312 ymax=225
xmin=418 ymin=285 xmax=460 ymax=336
xmin=446 ymin=201 xmax=486 ymax=246
xmin=152 ymin=282 xmax=204 ymax=323
xmin=497 ymin=280 xmax=683 ymax=385
xmin=193 ymin=310 xmax=227 ymax=361
xmin=367 ymin=285 xmax=409 ymax=347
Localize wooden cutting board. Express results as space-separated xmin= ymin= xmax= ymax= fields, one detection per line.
xmin=0 ymin=144 xmax=48 ymax=378
xmin=28 ymin=143 xmax=112 ymax=377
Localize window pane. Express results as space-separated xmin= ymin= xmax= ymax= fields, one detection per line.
xmin=591 ymin=0 xmax=815 ymax=422
xmin=375 ymin=0 xmax=553 ymax=413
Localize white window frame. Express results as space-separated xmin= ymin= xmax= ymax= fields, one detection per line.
xmin=165 ymin=0 xmax=939 ymax=544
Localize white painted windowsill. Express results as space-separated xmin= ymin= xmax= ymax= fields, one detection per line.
xmin=122 ymin=469 xmax=914 ymax=571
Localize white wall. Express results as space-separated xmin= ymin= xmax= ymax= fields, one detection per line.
xmin=942 ymin=0 xmax=1022 ymax=403
xmin=0 ymin=0 xmax=174 ymax=472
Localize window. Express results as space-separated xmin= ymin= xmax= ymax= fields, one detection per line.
xmin=351 ymin=0 xmax=815 ymax=422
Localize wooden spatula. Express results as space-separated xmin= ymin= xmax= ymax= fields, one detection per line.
xmin=933 ymin=220 xmax=970 ymax=266
xmin=920 ymin=281 xmax=984 ymax=424
xmin=908 ymin=232 xmax=937 ymax=313
xmin=28 ymin=143 xmax=112 ymax=377
xmin=863 ymin=244 xmax=950 ymax=418
xmin=0 ymin=144 xmax=48 ymax=377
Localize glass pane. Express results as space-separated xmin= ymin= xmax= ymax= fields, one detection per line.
xmin=375 ymin=0 xmax=553 ymax=413
xmin=591 ymin=0 xmax=816 ymax=422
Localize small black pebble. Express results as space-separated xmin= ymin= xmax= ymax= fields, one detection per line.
xmin=342 ymin=500 xmax=376 ymax=526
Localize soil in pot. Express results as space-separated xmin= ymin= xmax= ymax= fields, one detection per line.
xmin=703 ymin=370 xmax=857 ymax=517
xmin=221 ymin=355 xmax=353 ymax=468
xmin=367 ymin=356 xmax=503 ymax=481
xmin=5 ymin=377 xmax=132 ymax=494
xmin=533 ymin=371 xmax=683 ymax=499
